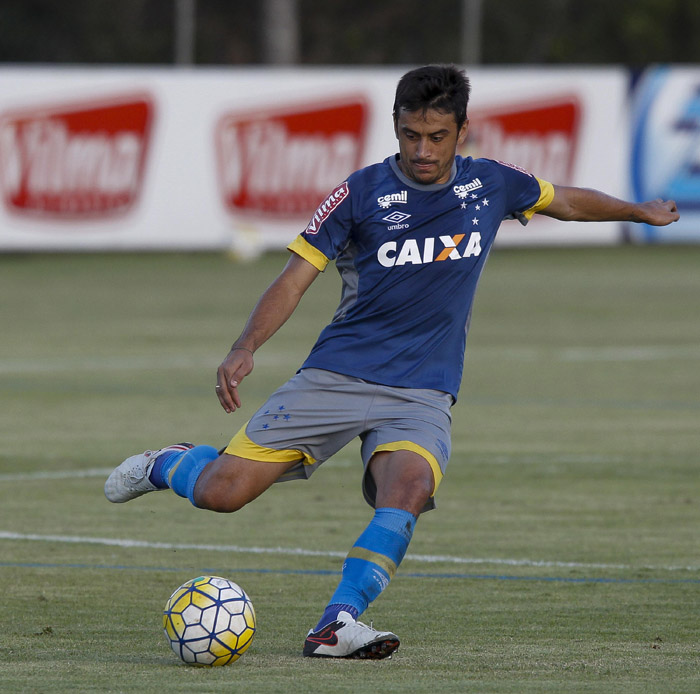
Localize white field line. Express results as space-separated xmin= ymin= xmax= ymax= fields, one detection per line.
xmin=0 ymin=530 xmax=697 ymax=573
xmin=1 ymin=345 xmax=699 ymax=376
xmin=1 ymin=468 xmax=698 ymax=572
xmin=0 ymin=468 xmax=113 ymax=482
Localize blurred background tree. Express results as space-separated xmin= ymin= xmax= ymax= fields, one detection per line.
xmin=0 ymin=0 xmax=698 ymax=66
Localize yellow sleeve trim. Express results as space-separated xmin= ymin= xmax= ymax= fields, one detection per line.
xmin=372 ymin=441 xmax=443 ymax=497
xmin=521 ymin=178 xmax=555 ymax=220
xmin=287 ymin=235 xmax=331 ymax=272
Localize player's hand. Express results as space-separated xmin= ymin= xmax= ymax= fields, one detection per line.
xmin=636 ymin=198 xmax=680 ymax=226
xmin=215 ymin=347 xmax=254 ymax=413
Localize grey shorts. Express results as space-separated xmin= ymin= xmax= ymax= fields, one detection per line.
xmin=225 ymin=368 xmax=452 ymax=511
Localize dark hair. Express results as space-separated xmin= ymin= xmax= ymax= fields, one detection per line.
xmin=393 ymin=64 xmax=471 ymax=131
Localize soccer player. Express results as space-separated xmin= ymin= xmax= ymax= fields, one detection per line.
xmin=105 ymin=65 xmax=679 ymax=659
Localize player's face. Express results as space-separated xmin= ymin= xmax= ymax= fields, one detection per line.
xmin=394 ymin=107 xmax=468 ymax=185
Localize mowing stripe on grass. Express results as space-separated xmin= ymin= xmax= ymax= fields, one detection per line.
xmin=1 ymin=560 xmax=699 ymax=585
xmin=1 ymin=530 xmax=698 ymax=573
xmin=1 ymin=344 xmax=698 ymax=375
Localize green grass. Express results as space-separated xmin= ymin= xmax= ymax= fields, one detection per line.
xmin=1 ymin=246 xmax=698 ymax=693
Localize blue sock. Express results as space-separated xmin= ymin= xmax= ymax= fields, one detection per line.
xmin=150 ymin=445 xmax=218 ymax=507
xmin=314 ymin=507 xmax=416 ymax=631
xmin=149 ymin=449 xmax=186 ymax=489
xmin=314 ymin=603 xmax=359 ymax=631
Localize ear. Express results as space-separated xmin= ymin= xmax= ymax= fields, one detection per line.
xmin=393 ymin=114 xmax=399 ymax=139
xmin=457 ymin=118 xmax=469 ymax=146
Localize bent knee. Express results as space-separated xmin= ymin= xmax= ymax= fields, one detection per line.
xmin=370 ymin=450 xmax=436 ymax=514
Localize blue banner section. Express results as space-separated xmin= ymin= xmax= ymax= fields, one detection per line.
xmin=631 ymin=66 xmax=700 ymax=242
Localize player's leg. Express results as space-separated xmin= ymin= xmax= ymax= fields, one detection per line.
xmin=104 ymin=442 xmax=298 ymax=511
xmin=302 ymin=449 xmax=434 ymax=659
xmin=105 ymin=370 xmax=323 ymax=509
xmin=313 ymin=450 xmax=434 ymax=622
xmin=304 ymin=385 xmax=451 ymax=659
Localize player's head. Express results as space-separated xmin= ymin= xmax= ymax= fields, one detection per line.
xmin=392 ymin=65 xmax=471 ymax=185
xmin=393 ymin=64 xmax=471 ymax=132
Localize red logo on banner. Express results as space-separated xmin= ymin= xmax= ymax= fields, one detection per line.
xmin=215 ymin=98 xmax=368 ymax=217
xmin=0 ymin=95 xmax=154 ymax=218
xmin=463 ymin=97 xmax=581 ymax=183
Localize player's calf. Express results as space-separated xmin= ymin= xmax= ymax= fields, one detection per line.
xmin=192 ymin=454 xmax=298 ymax=512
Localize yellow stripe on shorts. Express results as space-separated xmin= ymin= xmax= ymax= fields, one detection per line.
xmin=372 ymin=440 xmax=444 ymax=497
xmin=224 ymin=421 xmax=316 ymax=465
xmin=346 ymin=546 xmax=398 ymax=579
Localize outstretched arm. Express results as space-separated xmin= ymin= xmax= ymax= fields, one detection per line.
xmin=539 ymin=185 xmax=680 ymax=226
xmin=215 ymin=252 xmax=321 ymax=413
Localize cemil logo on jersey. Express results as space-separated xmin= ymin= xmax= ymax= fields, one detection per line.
xmin=453 ymin=178 xmax=483 ymax=199
xmin=462 ymin=97 xmax=581 ymax=183
xmin=216 ymin=97 xmax=368 ymax=217
xmin=0 ymin=95 xmax=154 ymax=218
xmin=377 ymin=190 xmax=407 ymax=208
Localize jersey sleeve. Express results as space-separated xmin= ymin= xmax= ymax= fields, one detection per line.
xmin=492 ymin=160 xmax=555 ymax=226
xmin=287 ymin=180 xmax=354 ymax=271
xmin=520 ymin=178 xmax=555 ymax=221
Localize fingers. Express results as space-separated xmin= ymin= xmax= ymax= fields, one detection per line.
xmin=215 ymin=372 xmax=237 ymax=414
xmin=215 ymin=368 xmax=240 ymax=414
xmin=662 ymin=198 xmax=680 ymax=223
xmin=645 ymin=198 xmax=680 ymax=226
xmin=215 ymin=350 xmax=254 ymax=413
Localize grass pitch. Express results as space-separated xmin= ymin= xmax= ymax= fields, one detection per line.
xmin=0 ymin=245 xmax=698 ymax=693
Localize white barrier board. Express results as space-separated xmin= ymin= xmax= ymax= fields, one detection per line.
xmin=0 ymin=67 xmax=628 ymax=252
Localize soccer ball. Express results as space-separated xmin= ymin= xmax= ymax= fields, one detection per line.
xmin=163 ymin=575 xmax=256 ymax=666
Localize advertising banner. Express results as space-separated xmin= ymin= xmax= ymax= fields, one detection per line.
xmin=0 ymin=67 xmax=628 ymax=252
xmin=630 ymin=65 xmax=700 ymax=242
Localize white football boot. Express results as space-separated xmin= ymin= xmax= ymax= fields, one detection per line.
xmin=104 ymin=443 xmax=193 ymax=503
xmin=302 ymin=611 xmax=400 ymax=659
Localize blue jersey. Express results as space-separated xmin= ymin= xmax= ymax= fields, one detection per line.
xmin=288 ymin=154 xmax=553 ymax=401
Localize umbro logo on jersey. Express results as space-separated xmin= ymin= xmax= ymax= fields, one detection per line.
xmin=453 ymin=178 xmax=483 ymax=199
xmin=383 ymin=210 xmax=411 ymax=224
xmin=377 ymin=232 xmax=482 ymax=267
xmin=382 ymin=210 xmax=411 ymax=230
xmin=377 ymin=190 xmax=408 ymax=208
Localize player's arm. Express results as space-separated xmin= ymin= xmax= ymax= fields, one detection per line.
xmin=538 ymin=185 xmax=680 ymax=226
xmin=215 ymin=252 xmax=321 ymax=413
